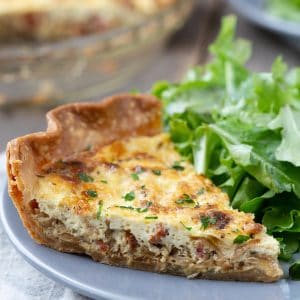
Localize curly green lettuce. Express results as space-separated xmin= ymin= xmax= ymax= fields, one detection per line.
xmin=152 ymin=15 xmax=300 ymax=279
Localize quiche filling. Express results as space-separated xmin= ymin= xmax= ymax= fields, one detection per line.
xmin=30 ymin=133 xmax=280 ymax=278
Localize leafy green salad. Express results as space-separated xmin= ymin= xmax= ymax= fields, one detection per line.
xmin=267 ymin=0 xmax=300 ymax=22
xmin=152 ymin=15 xmax=300 ymax=279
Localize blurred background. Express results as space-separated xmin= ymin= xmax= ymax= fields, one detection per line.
xmin=1 ymin=0 xmax=300 ymax=151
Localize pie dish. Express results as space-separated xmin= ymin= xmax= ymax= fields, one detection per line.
xmin=0 ymin=0 xmax=176 ymax=41
xmin=6 ymin=94 xmax=283 ymax=282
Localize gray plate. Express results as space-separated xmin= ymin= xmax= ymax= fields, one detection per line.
xmin=229 ymin=0 xmax=300 ymax=50
xmin=0 ymin=184 xmax=299 ymax=300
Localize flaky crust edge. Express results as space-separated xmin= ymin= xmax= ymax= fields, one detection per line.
xmin=6 ymin=94 xmax=161 ymax=242
xmin=6 ymin=93 xmax=283 ymax=282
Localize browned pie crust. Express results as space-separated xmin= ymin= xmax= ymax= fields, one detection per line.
xmin=7 ymin=94 xmax=161 ymax=242
xmin=6 ymin=94 xmax=282 ymax=282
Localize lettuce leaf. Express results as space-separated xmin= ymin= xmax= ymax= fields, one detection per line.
xmin=269 ymin=106 xmax=300 ymax=166
xmin=209 ymin=119 xmax=300 ymax=198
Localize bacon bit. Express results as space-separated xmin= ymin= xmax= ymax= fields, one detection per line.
xmin=196 ymin=243 xmax=205 ymax=258
xmin=149 ymin=224 xmax=169 ymax=245
xmin=102 ymin=162 xmax=119 ymax=171
xmin=125 ymin=231 xmax=138 ymax=250
xmin=29 ymin=199 xmax=39 ymax=212
xmin=97 ymin=240 xmax=109 ymax=253
xmin=211 ymin=211 xmax=231 ymax=229
xmin=243 ymin=222 xmax=263 ymax=235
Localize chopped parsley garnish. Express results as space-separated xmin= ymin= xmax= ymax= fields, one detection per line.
xmin=175 ymin=194 xmax=195 ymax=205
xmin=145 ymin=216 xmax=158 ymax=220
xmin=171 ymin=161 xmax=185 ymax=171
xmin=96 ymin=201 xmax=103 ymax=220
xmin=233 ymin=235 xmax=250 ymax=244
xmin=101 ymin=180 xmax=108 ymax=184
xmin=115 ymin=200 xmax=152 ymax=213
xmin=152 ymin=169 xmax=161 ymax=175
xmin=123 ymin=191 xmax=135 ymax=201
xmin=180 ymin=221 xmax=192 ymax=231
xmin=116 ymin=205 xmax=135 ymax=210
xmin=136 ymin=207 xmax=148 ymax=213
xmin=78 ymin=172 xmax=94 ymax=183
xmin=197 ymin=188 xmax=205 ymax=195
xmin=141 ymin=185 xmax=146 ymax=189
xmin=86 ymin=189 xmax=98 ymax=198
xmin=200 ymin=216 xmax=217 ymax=229
xmin=131 ymin=173 xmax=140 ymax=181
xmin=146 ymin=201 xmax=153 ymax=207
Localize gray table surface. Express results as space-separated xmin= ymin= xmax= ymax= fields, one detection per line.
xmin=0 ymin=0 xmax=299 ymax=151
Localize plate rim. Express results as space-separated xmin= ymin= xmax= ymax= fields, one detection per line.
xmin=229 ymin=0 xmax=300 ymax=38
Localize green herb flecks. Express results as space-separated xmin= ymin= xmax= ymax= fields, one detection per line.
xmin=180 ymin=221 xmax=192 ymax=231
xmin=131 ymin=173 xmax=140 ymax=181
xmin=86 ymin=189 xmax=98 ymax=198
xmin=136 ymin=201 xmax=152 ymax=213
xmin=171 ymin=161 xmax=185 ymax=171
xmin=152 ymin=169 xmax=162 ymax=176
xmin=233 ymin=235 xmax=250 ymax=244
xmin=115 ymin=205 xmax=135 ymax=210
xmin=175 ymin=194 xmax=195 ymax=205
xmin=101 ymin=180 xmax=108 ymax=184
xmin=200 ymin=216 xmax=217 ymax=229
xmin=78 ymin=172 xmax=94 ymax=183
xmin=145 ymin=216 xmax=158 ymax=220
xmin=123 ymin=191 xmax=135 ymax=201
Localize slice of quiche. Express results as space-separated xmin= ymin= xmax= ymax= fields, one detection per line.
xmin=0 ymin=0 xmax=176 ymax=41
xmin=6 ymin=94 xmax=283 ymax=282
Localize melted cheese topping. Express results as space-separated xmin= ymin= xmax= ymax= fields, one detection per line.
xmin=33 ymin=133 xmax=279 ymax=257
